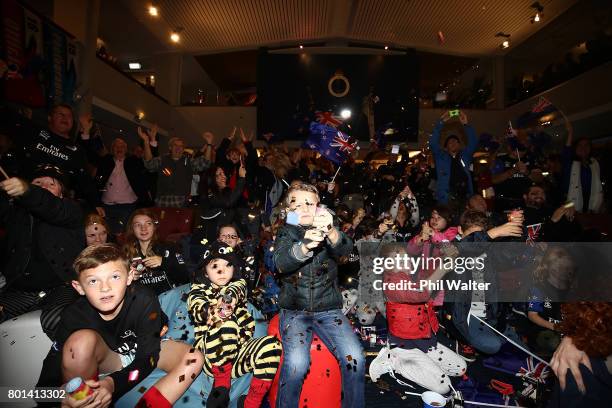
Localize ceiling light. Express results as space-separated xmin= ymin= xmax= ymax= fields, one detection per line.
xmin=148 ymin=6 xmax=158 ymax=17
xmin=534 ymin=12 xmax=540 ymax=22
xmin=384 ymin=45 xmax=389 ymax=50
xmin=129 ymin=62 xmax=141 ymax=70
xmin=170 ymin=32 xmax=180 ymax=43
xmin=299 ymin=45 xmax=304 ymax=49
xmin=340 ymin=109 xmax=351 ymax=119
xmin=501 ymin=40 xmax=510 ymax=49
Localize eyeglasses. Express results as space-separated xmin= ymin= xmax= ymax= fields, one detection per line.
xmin=220 ymin=234 xmax=238 ymax=240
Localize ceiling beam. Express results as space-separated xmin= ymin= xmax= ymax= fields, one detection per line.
xmin=327 ymin=0 xmax=355 ymax=37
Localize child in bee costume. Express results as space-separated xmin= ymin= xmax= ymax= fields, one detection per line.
xmin=188 ymin=241 xmax=282 ymax=408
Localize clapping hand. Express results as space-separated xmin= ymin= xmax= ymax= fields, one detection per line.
xmin=238 ymin=156 xmax=246 ymax=177
xmin=202 ymin=131 xmax=214 ymax=145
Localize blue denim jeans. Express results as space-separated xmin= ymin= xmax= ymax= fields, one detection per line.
xmin=276 ymin=309 xmax=365 ymax=408
xmin=467 ymin=314 xmax=504 ymax=354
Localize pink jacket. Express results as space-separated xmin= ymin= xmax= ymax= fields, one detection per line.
xmin=407 ymin=226 xmax=459 ymax=305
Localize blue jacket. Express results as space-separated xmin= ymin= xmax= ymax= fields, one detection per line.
xmin=430 ymin=120 xmax=478 ymax=204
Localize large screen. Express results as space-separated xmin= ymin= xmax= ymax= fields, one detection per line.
xmin=257 ymin=50 xmax=419 ymax=143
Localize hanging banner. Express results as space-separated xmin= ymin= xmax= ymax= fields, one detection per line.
xmin=1 ymin=0 xmax=78 ymax=108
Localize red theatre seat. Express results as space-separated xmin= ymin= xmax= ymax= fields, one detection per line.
xmin=150 ymin=207 xmax=194 ymax=242
xmin=267 ymin=314 xmax=342 ymax=408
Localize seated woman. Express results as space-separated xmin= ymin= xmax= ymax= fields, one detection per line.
xmin=122 ymin=208 xmax=189 ymax=295
xmin=84 ymin=213 xmax=110 ymax=246
xmin=196 ymin=165 xmax=246 ymax=244
xmin=369 ymin=243 xmax=466 ymax=395
xmin=187 ymin=241 xmax=282 ymax=408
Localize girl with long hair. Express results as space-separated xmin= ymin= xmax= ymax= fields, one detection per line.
xmin=123 ymin=208 xmax=188 ymax=295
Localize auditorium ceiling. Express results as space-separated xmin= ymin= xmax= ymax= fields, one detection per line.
xmin=120 ymin=0 xmax=577 ymax=56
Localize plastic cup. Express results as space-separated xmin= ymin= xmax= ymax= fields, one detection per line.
xmin=65 ymin=377 xmax=93 ymax=400
xmin=422 ymin=391 xmax=447 ymax=408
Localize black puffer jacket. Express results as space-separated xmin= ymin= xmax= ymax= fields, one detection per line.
xmin=273 ymin=224 xmax=353 ymax=312
xmin=0 ymin=185 xmax=85 ymax=289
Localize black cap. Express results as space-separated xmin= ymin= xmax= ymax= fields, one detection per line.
xmin=31 ymin=164 xmax=68 ymax=187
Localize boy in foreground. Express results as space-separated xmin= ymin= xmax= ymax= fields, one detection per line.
xmin=37 ymin=244 xmax=204 ymax=407
xmin=273 ymin=183 xmax=364 ymax=408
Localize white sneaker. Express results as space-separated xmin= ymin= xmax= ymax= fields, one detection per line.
xmin=368 ymin=346 xmax=393 ymax=382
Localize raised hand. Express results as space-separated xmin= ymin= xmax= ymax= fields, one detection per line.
xmin=149 ymin=124 xmax=158 ymax=141
xmin=420 ymin=221 xmax=433 ymax=241
xmin=202 ymin=131 xmax=214 ymax=145
xmin=238 ymin=156 xmax=246 ymax=177
xmin=312 ymin=207 xmax=334 ymax=234
xmin=0 ymin=177 xmax=28 ymax=197
xmin=137 ymin=126 xmax=148 ymax=142
xmin=228 ymin=126 xmax=237 ymax=141
xmin=239 ymin=128 xmax=248 ymax=144
xmin=303 ymin=228 xmax=324 ymax=249
xmin=399 ymin=185 xmax=413 ymax=198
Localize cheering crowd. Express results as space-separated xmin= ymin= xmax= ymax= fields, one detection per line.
xmin=0 ymin=103 xmax=610 ymax=407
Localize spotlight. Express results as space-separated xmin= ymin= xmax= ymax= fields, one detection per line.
xmin=170 ymin=32 xmax=180 ymax=43
xmin=148 ymin=6 xmax=158 ymax=17
xmin=340 ymin=109 xmax=351 ymax=119
xmin=530 ymin=2 xmax=544 ymax=23
xmin=384 ymin=45 xmax=389 ymax=50
xmin=135 ymin=111 xmax=145 ymax=121
xmin=299 ymin=45 xmax=304 ymax=49
xmin=128 ymin=62 xmax=141 ymax=70
xmin=501 ymin=40 xmax=510 ymax=49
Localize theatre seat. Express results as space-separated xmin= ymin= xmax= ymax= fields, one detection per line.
xmin=117 ymin=284 xmax=268 ymax=407
xmin=267 ymin=314 xmax=342 ymax=408
xmin=0 ymin=310 xmax=52 ymax=408
xmin=150 ymin=207 xmax=194 ymax=242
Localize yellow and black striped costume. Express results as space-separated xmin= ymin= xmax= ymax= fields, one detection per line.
xmin=187 ymin=279 xmax=282 ymax=380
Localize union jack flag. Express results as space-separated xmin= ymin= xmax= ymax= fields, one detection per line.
xmin=526 ymin=223 xmax=542 ymax=243
xmin=531 ymin=97 xmax=553 ymax=114
xmin=330 ymin=131 xmax=357 ymax=153
xmin=315 ymin=110 xmax=343 ymax=128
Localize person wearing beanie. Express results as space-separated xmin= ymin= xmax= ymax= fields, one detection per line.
xmin=0 ymin=164 xmax=83 ymax=338
xmin=429 ymin=110 xmax=478 ymax=205
xmin=187 ymin=241 xmax=282 ymax=408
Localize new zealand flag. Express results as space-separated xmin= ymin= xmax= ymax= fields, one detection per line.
xmin=305 ymin=122 xmax=358 ymax=165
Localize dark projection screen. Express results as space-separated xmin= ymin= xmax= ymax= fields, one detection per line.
xmin=257 ymin=50 xmax=419 ymax=143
